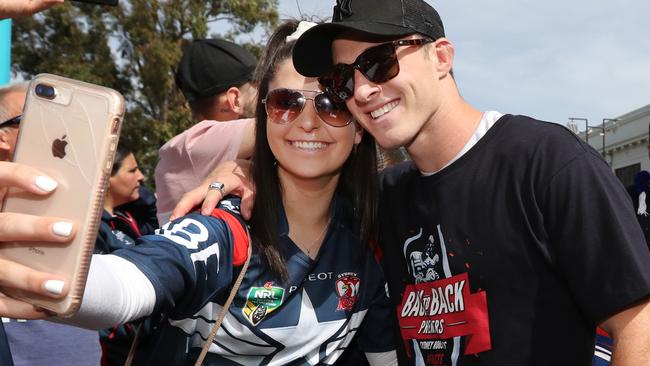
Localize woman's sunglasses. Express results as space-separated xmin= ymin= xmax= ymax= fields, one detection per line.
xmin=262 ymin=88 xmax=353 ymax=127
xmin=318 ymin=38 xmax=434 ymax=102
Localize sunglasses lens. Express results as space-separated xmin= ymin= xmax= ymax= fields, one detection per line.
xmin=323 ymin=43 xmax=400 ymax=101
xmin=360 ymin=43 xmax=400 ymax=84
xmin=265 ymin=89 xmax=304 ymax=124
xmin=320 ymin=64 xmax=354 ymax=101
xmin=315 ymin=94 xmax=352 ymax=127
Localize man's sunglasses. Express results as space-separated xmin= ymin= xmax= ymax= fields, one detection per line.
xmin=0 ymin=115 xmax=22 ymax=128
xmin=262 ymin=88 xmax=353 ymax=127
xmin=319 ymin=38 xmax=434 ymax=102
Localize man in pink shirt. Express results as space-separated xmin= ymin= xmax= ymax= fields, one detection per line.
xmin=155 ymin=39 xmax=258 ymax=223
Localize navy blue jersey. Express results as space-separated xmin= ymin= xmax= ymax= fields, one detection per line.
xmin=114 ymin=196 xmax=396 ymax=365
xmin=95 ymin=210 xmax=138 ymax=254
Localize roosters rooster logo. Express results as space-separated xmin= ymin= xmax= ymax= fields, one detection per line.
xmin=335 ymin=273 xmax=360 ymax=311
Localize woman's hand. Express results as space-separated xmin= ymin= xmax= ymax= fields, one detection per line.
xmin=0 ymin=0 xmax=64 ymax=19
xmin=0 ymin=161 xmax=76 ymax=319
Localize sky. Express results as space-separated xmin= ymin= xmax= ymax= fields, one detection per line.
xmin=272 ymin=0 xmax=650 ymax=131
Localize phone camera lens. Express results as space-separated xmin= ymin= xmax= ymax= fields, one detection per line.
xmin=35 ymin=84 xmax=57 ymax=100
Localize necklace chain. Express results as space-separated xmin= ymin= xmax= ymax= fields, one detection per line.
xmin=297 ymin=218 xmax=331 ymax=257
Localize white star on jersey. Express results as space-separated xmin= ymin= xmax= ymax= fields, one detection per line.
xmin=170 ymin=289 xmax=366 ymax=365
xmin=260 ymin=289 xmax=362 ymax=365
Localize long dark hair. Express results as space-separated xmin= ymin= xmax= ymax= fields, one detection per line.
xmin=249 ymin=20 xmax=378 ymax=280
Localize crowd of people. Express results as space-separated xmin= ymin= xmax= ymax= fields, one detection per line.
xmin=0 ymin=0 xmax=649 ymax=365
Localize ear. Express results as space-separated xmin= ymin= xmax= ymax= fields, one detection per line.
xmin=432 ymin=38 xmax=455 ymax=77
xmin=225 ymin=87 xmax=243 ymax=114
xmin=0 ymin=129 xmax=11 ymax=152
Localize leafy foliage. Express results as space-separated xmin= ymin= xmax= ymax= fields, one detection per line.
xmin=12 ymin=0 xmax=278 ymax=182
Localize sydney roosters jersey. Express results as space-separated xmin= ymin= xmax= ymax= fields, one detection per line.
xmin=378 ymin=115 xmax=650 ymax=365
xmin=113 ymin=197 xmax=395 ymax=365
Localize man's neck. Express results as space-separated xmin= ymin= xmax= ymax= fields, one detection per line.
xmin=193 ymin=111 xmax=240 ymax=122
xmin=407 ymin=99 xmax=483 ymax=173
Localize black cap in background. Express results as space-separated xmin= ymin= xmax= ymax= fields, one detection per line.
xmin=175 ymin=39 xmax=257 ymax=102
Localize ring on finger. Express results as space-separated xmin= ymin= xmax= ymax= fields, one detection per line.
xmin=208 ymin=181 xmax=226 ymax=196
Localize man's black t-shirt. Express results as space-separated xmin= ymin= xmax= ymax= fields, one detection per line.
xmin=378 ymin=114 xmax=650 ymax=365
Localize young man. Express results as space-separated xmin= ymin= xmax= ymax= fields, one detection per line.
xmin=287 ymin=0 xmax=650 ymax=365
xmin=154 ymin=39 xmax=258 ymax=223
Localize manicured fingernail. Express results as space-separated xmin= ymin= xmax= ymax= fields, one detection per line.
xmin=35 ymin=176 xmax=58 ymax=192
xmin=43 ymin=280 xmax=64 ymax=295
xmin=52 ymin=222 xmax=73 ymax=237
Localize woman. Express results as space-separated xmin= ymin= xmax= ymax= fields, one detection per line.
xmin=96 ymin=142 xmax=147 ymax=253
xmin=0 ymin=20 xmax=397 ymax=365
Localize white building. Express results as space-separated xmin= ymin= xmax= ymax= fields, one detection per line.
xmin=568 ymin=104 xmax=650 ymax=187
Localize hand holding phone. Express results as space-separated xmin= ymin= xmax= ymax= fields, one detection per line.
xmin=0 ymin=161 xmax=74 ymax=319
xmin=0 ymin=74 xmax=124 ymax=315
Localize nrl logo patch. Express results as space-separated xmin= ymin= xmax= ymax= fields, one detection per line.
xmin=335 ymin=272 xmax=360 ymax=311
xmin=243 ymin=282 xmax=285 ymax=326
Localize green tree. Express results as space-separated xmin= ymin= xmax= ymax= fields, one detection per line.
xmin=11 ymin=5 xmax=129 ymax=92
xmin=12 ymin=0 xmax=278 ymax=181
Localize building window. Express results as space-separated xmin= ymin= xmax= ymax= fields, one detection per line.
xmin=615 ymin=163 xmax=641 ymax=187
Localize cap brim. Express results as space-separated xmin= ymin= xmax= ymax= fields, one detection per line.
xmin=293 ymin=21 xmax=414 ymax=77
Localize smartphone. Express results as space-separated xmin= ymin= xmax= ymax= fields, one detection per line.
xmin=71 ymin=0 xmax=119 ymax=6
xmin=0 ymin=73 xmax=124 ymax=315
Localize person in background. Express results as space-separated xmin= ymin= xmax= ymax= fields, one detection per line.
xmin=96 ymin=141 xmax=160 ymax=366
xmin=0 ymin=84 xmax=23 ymax=163
xmin=116 ymin=185 xmax=159 ymax=236
xmin=0 ymin=82 xmax=101 ymax=366
xmin=96 ymin=142 xmax=150 ymax=253
xmin=175 ymin=38 xmax=258 ymax=123
xmin=154 ymin=38 xmax=258 ymax=223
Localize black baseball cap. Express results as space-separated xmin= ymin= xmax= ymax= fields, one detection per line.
xmin=293 ymin=0 xmax=445 ymax=77
xmin=175 ymin=39 xmax=257 ymax=102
